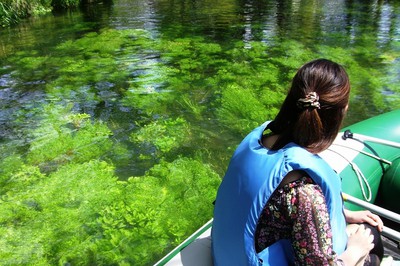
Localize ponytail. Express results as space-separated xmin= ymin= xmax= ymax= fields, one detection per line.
xmin=268 ymin=59 xmax=350 ymax=154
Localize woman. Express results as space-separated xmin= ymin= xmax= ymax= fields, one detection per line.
xmin=212 ymin=59 xmax=384 ymax=265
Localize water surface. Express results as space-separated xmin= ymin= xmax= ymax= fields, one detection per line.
xmin=0 ymin=0 xmax=399 ymax=264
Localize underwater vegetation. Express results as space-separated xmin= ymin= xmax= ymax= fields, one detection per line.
xmin=0 ymin=103 xmax=220 ymax=265
xmin=1 ymin=21 xmax=400 ymax=265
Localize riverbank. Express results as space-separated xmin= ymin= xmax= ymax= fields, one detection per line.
xmin=0 ymin=0 xmax=110 ymax=27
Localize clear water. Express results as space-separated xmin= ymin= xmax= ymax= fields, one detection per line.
xmin=0 ymin=0 xmax=399 ymax=264
xmin=1 ymin=0 xmax=399 ymax=176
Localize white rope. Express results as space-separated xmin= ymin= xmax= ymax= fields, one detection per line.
xmin=348 ymin=160 xmax=372 ymax=202
xmin=326 ymin=148 xmax=372 ymax=202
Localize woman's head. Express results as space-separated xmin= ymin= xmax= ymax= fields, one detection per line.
xmin=269 ymin=59 xmax=350 ymax=153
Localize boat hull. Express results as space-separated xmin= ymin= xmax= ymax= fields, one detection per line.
xmin=320 ymin=109 xmax=400 ymax=211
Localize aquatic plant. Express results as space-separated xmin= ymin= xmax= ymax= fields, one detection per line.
xmin=0 ymin=159 xmax=120 ymax=265
xmin=216 ymin=84 xmax=268 ymax=134
xmin=1 ymin=2 xmax=400 ymax=263
xmin=26 ymin=105 xmax=113 ymax=171
xmin=0 ymin=30 xmax=225 ymax=264
xmin=95 ymin=157 xmax=220 ymax=265
xmin=0 ymin=101 xmax=220 ymax=265
xmin=132 ymin=117 xmax=191 ymax=155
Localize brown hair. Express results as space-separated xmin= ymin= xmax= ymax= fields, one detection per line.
xmin=268 ymin=59 xmax=350 ymax=154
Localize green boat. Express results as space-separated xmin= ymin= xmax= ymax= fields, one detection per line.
xmin=155 ymin=109 xmax=400 ymax=266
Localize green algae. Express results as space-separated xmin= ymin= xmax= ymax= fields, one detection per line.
xmin=1 ymin=3 xmax=400 ymax=264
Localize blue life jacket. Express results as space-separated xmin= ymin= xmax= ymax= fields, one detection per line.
xmin=212 ymin=122 xmax=348 ymax=265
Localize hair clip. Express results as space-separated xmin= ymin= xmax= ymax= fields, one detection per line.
xmin=297 ymin=92 xmax=321 ymax=109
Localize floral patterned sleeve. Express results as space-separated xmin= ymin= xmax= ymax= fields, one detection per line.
xmin=255 ymin=177 xmax=341 ymax=265
xmin=290 ymin=181 xmax=338 ymax=265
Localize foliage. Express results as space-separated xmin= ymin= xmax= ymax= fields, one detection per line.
xmin=132 ymin=117 xmax=191 ymax=155
xmin=217 ymin=84 xmax=268 ymax=134
xmin=0 ymin=0 xmax=110 ymax=27
xmin=51 ymin=0 xmax=80 ymax=9
xmin=95 ymin=158 xmax=220 ymax=265
xmin=26 ymin=105 xmax=113 ymax=170
xmin=0 ymin=0 xmax=32 ymax=27
xmin=0 ymin=159 xmax=120 ymax=265
xmin=1 ymin=2 xmax=400 ymax=264
xmin=0 ymin=103 xmax=219 ymax=265
xmin=0 ymin=0 xmax=53 ymax=27
xmin=9 ymin=29 xmax=143 ymax=90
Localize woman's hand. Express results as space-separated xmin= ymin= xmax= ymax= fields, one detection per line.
xmin=340 ymin=224 xmax=375 ymax=265
xmin=344 ymin=209 xmax=384 ymax=232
